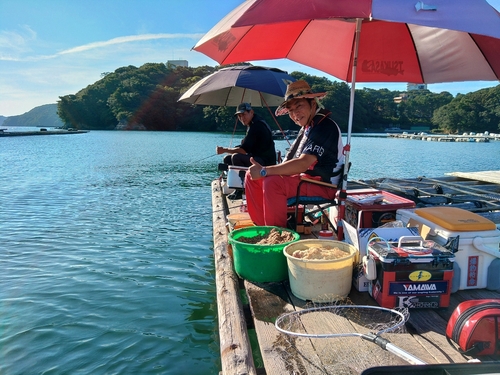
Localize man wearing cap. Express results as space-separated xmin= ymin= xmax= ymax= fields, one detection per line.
xmin=245 ymin=80 xmax=345 ymax=228
xmin=216 ymin=103 xmax=276 ymax=168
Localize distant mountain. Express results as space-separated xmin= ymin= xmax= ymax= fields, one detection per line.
xmin=3 ymin=104 xmax=64 ymax=128
xmin=0 ymin=115 xmax=6 ymax=126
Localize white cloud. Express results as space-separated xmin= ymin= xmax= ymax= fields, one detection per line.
xmin=0 ymin=32 xmax=204 ymax=63
xmin=0 ymin=32 xmax=219 ymax=116
xmin=57 ymin=33 xmax=204 ymax=56
xmin=0 ymin=25 xmax=37 ymax=60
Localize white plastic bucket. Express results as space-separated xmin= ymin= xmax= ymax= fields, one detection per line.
xmin=284 ymin=240 xmax=357 ymax=302
xmin=227 ymin=166 xmax=248 ymax=189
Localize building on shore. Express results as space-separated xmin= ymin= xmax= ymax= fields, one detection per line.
xmin=167 ymin=60 xmax=188 ymax=68
xmin=407 ymin=83 xmax=428 ymax=91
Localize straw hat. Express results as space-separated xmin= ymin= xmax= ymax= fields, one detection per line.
xmin=275 ymin=80 xmax=326 ymax=116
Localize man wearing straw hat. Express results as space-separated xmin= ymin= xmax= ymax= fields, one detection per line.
xmin=245 ymin=80 xmax=344 ymax=228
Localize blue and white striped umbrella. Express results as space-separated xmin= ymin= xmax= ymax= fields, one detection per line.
xmin=178 ymin=65 xmax=295 ymax=107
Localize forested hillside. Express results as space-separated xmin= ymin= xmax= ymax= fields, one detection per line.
xmin=2 ymin=104 xmax=64 ymax=128
xmin=56 ymin=63 xmax=500 ymax=134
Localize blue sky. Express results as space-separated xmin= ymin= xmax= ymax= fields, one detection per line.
xmin=1 ymin=0 xmax=499 ymax=117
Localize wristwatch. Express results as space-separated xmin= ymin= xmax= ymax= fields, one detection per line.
xmin=260 ymin=167 xmax=267 ymax=177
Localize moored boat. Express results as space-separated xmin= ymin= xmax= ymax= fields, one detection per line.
xmin=272 ymin=129 xmax=298 ymax=140
xmin=0 ymin=129 xmax=89 ymax=137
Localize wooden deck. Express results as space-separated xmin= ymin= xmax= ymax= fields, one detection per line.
xmin=211 ymin=174 xmax=500 ymax=375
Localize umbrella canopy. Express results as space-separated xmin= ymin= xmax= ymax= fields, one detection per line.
xmin=178 ymin=65 xmax=295 ymax=107
xmin=194 ymin=0 xmax=500 ymax=84
xmin=193 ymin=0 xmax=500 ymax=238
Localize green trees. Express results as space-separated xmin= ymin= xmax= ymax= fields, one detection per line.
xmin=432 ymin=86 xmax=500 ymax=134
xmin=5 ymin=104 xmax=63 ymax=127
xmin=58 ymin=63 xmax=217 ymax=130
xmin=397 ymin=90 xmax=454 ymax=129
xmin=57 ymin=63 xmax=500 ymax=134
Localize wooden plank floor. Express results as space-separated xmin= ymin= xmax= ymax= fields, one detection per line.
xmin=213 ymin=177 xmax=500 ymax=375
xmin=447 ymin=170 xmax=500 ymax=185
xmin=244 ymin=279 xmax=500 ymax=374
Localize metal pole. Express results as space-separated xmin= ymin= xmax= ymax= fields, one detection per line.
xmin=337 ymin=18 xmax=362 ymax=240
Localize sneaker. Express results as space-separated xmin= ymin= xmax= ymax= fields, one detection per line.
xmin=227 ymin=190 xmax=243 ymax=200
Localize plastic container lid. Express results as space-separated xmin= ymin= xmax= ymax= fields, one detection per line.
xmin=319 ymin=230 xmax=334 ymax=239
xmin=227 ymin=212 xmax=251 ymax=226
xmin=415 ymin=207 xmax=496 ymax=231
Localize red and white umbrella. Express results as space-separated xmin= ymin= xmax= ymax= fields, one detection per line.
xmin=194 ymin=0 xmax=500 ymax=84
xmin=193 ymin=0 xmax=500 ymax=237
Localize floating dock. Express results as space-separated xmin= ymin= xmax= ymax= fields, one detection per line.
xmin=0 ymin=129 xmax=89 ymax=137
xmin=387 ymin=133 xmax=499 ymax=142
xmin=212 ymin=172 xmax=500 ymax=374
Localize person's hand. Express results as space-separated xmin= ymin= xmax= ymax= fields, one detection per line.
xmin=216 ymin=146 xmax=224 ymax=155
xmin=249 ymin=157 xmax=264 ymax=180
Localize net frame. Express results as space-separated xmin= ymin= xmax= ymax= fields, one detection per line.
xmin=275 ymin=304 xmax=426 ymax=365
xmin=275 ymin=304 xmax=406 ymax=339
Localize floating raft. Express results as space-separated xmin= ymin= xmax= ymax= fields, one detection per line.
xmin=211 ymin=171 xmax=500 ymax=375
xmin=0 ymin=129 xmax=89 ymax=137
xmin=354 ymin=171 xmax=500 ymax=225
xmin=387 ymin=133 xmax=499 ymax=142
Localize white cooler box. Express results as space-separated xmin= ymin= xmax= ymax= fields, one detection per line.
xmin=396 ymin=207 xmax=500 ymax=291
xmin=227 ymin=166 xmax=248 ymax=189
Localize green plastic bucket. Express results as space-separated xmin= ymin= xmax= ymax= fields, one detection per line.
xmin=228 ymin=226 xmax=300 ymax=282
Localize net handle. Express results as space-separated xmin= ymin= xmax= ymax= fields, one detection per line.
xmin=362 ymin=333 xmax=427 ymax=365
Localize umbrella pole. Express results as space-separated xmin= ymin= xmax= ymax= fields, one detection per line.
xmin=337 ymin=18 xmax=362 ymax=240
xmin=229 ymin=88 xmax=249 ymax=147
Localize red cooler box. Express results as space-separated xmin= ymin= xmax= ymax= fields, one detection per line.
xmin=343 ymin=190 xmax=415 ymax=229
xmin=367 ymin=236 xmax=455 ymax=309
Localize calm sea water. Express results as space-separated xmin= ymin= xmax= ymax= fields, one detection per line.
xmin=1 ymin=129 xmax=500 ymax=375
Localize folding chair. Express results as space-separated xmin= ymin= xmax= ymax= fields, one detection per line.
xmin=287 ymin=163 xmax=350 ymax=234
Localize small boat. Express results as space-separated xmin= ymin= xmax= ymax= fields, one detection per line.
xmin=272 ymin=129 xmax=298 ymax=140
xmin=384 ymin=127 xmax=405 ymax=133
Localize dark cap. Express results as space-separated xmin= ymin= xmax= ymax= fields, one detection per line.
xmin=234 ymin=102 xmax=252 ymax=116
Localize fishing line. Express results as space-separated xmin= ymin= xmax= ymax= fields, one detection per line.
xmin=260 ymin=92 xmax=292 ymax=147
xmin=196 ymin=205 xmax=248 ymax=218
xmin=183 ymin=153 xmax=218 ymax=166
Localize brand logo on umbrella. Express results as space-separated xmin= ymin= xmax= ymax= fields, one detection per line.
xmin=362 ymin=60 xmax=405 ymax=77
xmin=213 ymin=31 xmax=236 ymax=52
